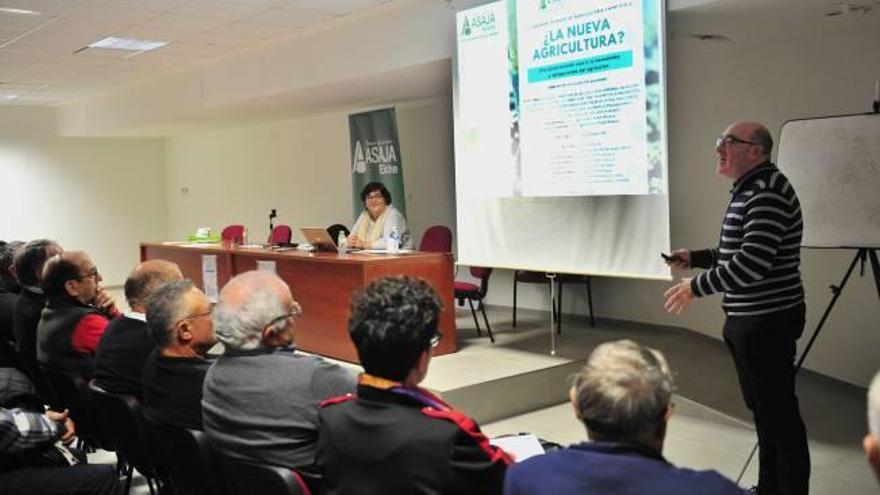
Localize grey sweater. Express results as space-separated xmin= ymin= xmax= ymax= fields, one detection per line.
xmin=201 ymin=346 xmax=356 ymax=470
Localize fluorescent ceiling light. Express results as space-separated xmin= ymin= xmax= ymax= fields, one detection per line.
xmin=88 ymin=36 xmax=168 ymax=52
xmin=0 ymin=7 xmax=42 ymax=15
xmin=3 ymin=94 xmax=20 ymax=100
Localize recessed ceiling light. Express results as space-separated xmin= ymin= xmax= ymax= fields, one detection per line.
xmin=87 ymin=36 xmax=169 ymax=52
xmin=3 ymin=94 xmax=20 ymax=100
xmin=0 ymin=7 xmax=42 ymax=15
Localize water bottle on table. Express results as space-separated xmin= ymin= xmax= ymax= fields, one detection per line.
xmin=388 ymin=226 xmax=400 ymax=253
xmin=337 ymin=230 xmax=347 ymax=255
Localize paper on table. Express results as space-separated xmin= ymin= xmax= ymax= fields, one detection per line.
xmin=362 ymin=249 xmax=416 ymax=254
xmin=489 ymin=434 xmax=545 ymax=462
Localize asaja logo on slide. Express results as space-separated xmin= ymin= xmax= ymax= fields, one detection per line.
xmin=539 ymin=0 xmax=565 ymax=12
xmin=460 ymin=11 xmax=497 ymax=39
xmin=351 ymin=140 xmax=399 ymax=174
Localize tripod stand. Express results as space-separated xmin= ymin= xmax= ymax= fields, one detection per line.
xmin=736 ymin=247 xmax=880 ymax=484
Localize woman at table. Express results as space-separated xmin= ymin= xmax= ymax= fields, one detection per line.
xmin=348 ymin=182 xmax=412 ymax=250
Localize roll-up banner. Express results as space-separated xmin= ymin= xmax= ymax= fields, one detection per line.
xmin=348 ymin=108 xmax=407 ymax=218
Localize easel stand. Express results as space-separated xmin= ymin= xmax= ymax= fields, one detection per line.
xmin=736 ymin=247 xmax=880 ymax=484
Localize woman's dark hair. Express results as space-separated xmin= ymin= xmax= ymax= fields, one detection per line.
xmin=348 ymin=276 xmax=441 ymax=382
xmin=360 ymin=182 xmax=392 ymax=205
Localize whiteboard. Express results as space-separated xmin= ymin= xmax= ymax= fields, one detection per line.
xmin=777 ymin=114 xmax=880 ymax=248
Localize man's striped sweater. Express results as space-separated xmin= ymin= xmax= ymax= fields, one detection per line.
xmin=690 ymin=162 xmax=805 ymax=317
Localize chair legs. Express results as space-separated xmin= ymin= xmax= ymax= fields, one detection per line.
xmin=586 ymin=277 xmax=595 ymax=327
xmin=466 ymin=298 xmax=482 ymax=336
xmin=512 ymin=278 xmax=518 ymax=328
xmin=478 ymin=300 xmax=494 ymax=343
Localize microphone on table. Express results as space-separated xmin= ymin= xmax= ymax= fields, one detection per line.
xmin=268 ymin=208 xmax=278 ymax=244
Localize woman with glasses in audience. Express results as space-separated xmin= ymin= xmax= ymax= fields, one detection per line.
xmin=348 ymin=182 xmax=412 ymax=250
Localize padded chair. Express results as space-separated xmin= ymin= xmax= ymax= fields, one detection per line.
xmin=269 ymin=224 xmax=292 ymax=245
xmin=89 ymin=381 xmax=170 ymax=495
xmin=146 ymin=420 xmax=225 ymax=495
xmin=512 ymin=271 xmax=594 ymax=334
xmin=454 ymin=267 xmax=495 ymax=342
xmin=216 ymin=455 xmax=312 ymax=495
xmin=41 ymin=367 xmax=112 ymax=451
xmin=221 ymin=224 xmax=245 ymax=244
xmin=418 ymin=225 xmax=453 ymax=253
xmin=326 ymin=224 xmax=350 ymax=244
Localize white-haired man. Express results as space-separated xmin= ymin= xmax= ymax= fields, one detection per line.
xmin=201 ymin=271 xmax=356 ymax=480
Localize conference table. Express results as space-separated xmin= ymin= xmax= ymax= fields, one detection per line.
xmin=140 ymin=242 xmax=457 ymax=362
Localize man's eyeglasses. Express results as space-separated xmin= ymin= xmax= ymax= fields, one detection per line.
xmin=716 ymin=135 xmax=760 ymax=148
xmin=79 ymin=267 xmax=99 ymax=281
xmin=265 ymin=302 xmax=303 ymax=330
xmin=430 ymin=333 xmax=442 ymax=348
xmin=175 ymin=304 xmax=215 ymax=327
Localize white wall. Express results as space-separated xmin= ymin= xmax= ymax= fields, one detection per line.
xmin=485 ymin=25 xmax=880 ymax=387
xmin=164 ymin=98 xmax=455 ymax=248
xmin=0 ymin=106 xmax=166 ymax=286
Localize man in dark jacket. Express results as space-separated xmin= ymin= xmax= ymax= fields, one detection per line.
xmin=94 ymin=260 xmax=182 ymax=397
xmin=317 ymin=276 xmax=511 ymax=494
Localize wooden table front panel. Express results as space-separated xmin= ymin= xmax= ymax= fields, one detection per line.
xmin=141 ymin=244 xmax=457 ymax=362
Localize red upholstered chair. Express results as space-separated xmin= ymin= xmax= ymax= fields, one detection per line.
xmin=513 ymin=271 xmax=594 ymax=334
xmin=221 ymin=225 xmax=245 ymax=244
xmin=454 ymin=267 xmax=495 ymax=342
xmin=269 ymin=225 xmax=292 ymax=245
xmin=418 ymin=225 xmax=452 ymax=253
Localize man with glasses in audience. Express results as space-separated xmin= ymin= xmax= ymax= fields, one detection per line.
xmin=202 ymin=270 xmax=355 ymax=479
xmin=663 ymin=122 xmax=809 ymax=495
xmin=505 ymin=339 xmax=744 ymax=495
xmin=36 ymin=251 xmax=120 ymax=377
xmin=318 ymin=276 xmax=511 ymax=494
xmin=142 ymin=280 xmax=216 ymax=429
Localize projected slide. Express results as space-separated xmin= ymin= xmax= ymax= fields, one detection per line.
xmin=456 ymin=0 xmax=666 ymax=197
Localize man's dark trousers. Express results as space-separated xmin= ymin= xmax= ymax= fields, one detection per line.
xmin=723 ymin=303 xmax=810 ymax=495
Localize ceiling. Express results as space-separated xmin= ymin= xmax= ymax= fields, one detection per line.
xmin=0 ymin=0 xmax=877 ymax=107
xmin=0 ymin=0 xmax=394 ymax=104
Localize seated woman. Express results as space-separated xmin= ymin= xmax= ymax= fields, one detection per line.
xmin=348 ymin=182 xmax=412 ymax=250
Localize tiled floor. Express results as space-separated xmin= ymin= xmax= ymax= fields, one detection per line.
xmin=104 ymin=303 xmax=875 ymax=494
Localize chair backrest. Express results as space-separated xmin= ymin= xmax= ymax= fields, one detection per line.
xmin=221 ymin=225 xmax=245 ymax=243
xmin=419 ymin=225 xmax=453 ymax=253
xmin=326 ymin=224 xmax=350 ymax=243
xmin=216 ymin=456 xmax=311 ymax=495
xmin=470 ymin=267 xmax=493 ymax=298
xmin=270 ymin=225 xmax=292 ymax=245
xmin=88 ymin=381 xmax=167 ymax=480
xmin=147 ymin=419 xmax=224 ymax=495
xmin=41 ymin=367 xmax=110 ymax=450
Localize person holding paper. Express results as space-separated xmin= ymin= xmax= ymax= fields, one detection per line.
xmin=348 ymin=182 xmax=412 ymax=250
xmin=317 ymin=276 xmax=511 ymax=494
xmin=504 ymin=340 xmax=744 ymax=495
xmin=663 ymin=121 xmax=809 ymax=495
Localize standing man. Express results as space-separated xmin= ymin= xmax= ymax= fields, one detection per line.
xmin=663 ymin=121 xmax=809 ymax=495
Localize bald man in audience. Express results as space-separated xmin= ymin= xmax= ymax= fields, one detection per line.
xmin=202 ymin=271 xmax=355 ymax=479
xmin=37 ymin=251 xmax=120 ymax=376
xmin=142 ymin=280 xmax=216 ymax=430
xmin=93 ymin=260 xmax=182 ymax=397
xmin=864 ymin=370 xmax=880 ymax=485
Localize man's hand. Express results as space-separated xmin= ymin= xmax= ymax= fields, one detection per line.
xmin=664 ymin=249 xmax=692 ymax=271
xmin=94 ymin=288 xmax=118 ymax=315
xmin=664 ymin=278 xmax=695 ymax=314
xmin=46 ymin=409 xmax=76 ymax=445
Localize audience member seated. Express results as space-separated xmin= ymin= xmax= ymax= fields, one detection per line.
xmin=0 ymin=241 xmax=24 ymax=367
xmin=864 ymin=369 xmax=880 ymax=484
xmin=0 ymin=366 xmax=120 ymax=494
xmin=503 ymin=339 xmax=745 ymax=495
xmin=37 ymin=251 xmax=120 ymax=377
xmin=93 ymin=260 xmax=182 ymax=397
xmin=318 ymin=276 xmax=512 ymax=494
xmin=142 ymin=280 xmax=216 ymax=430
xmin=12 ymin=239 xmax=63 ymax=402
xmin=202 ymin=270 xmax=355 ymax=475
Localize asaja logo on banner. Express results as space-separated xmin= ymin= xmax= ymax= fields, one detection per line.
xmin=351 ymin=140 xmax=399 ymax=174
xmin=460 ymin=11 xmax=496 ymax=39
